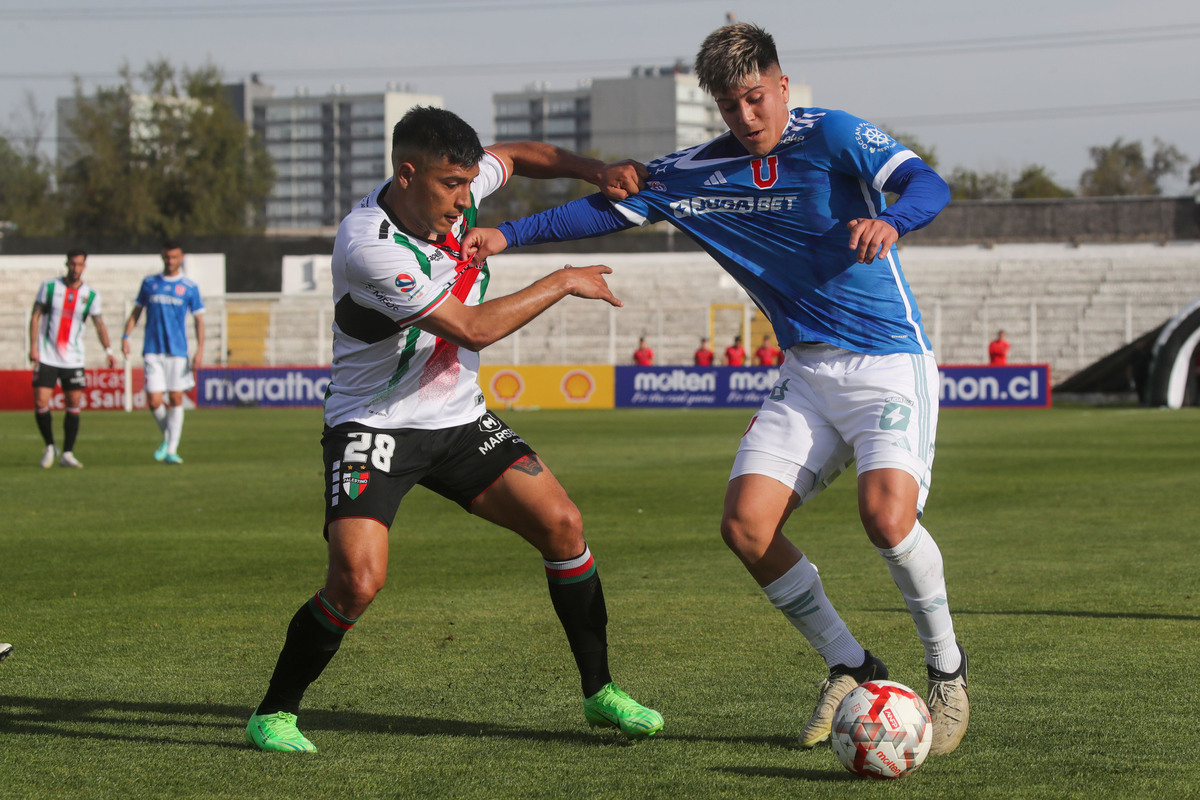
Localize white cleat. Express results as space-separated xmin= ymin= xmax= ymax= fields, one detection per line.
xmin=927 ymin=644 xmax=970 ymax=755
xmin=59 ymin=451 xmax=84 ymax=469
xmin=39 ymin=445 xmax=58 ymax=469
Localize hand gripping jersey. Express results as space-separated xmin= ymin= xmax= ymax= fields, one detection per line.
xmin=500 ymin=108 xmax=949 ymax=356
xmin=323 ymin=151 xmax=509 ymax=430
xmin=34 ymin=278 xmax=102 ymax=369
xmin=134 ymin=273 xmax=205 ymax=357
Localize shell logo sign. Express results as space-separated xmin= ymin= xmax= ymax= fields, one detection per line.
xmin=561 ymin=370 xmax=595 ymax=402
xmin=479 ymin=365 xmax=614 ymax=409
xmin=489 ymin=370 xmax=525 ymax=403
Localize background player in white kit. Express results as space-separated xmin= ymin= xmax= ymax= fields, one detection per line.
xmin=465 ymin=23 xmax=970 ymax=756
xmin=121 ymin=241 xmax=205 ymax=465
xmin=29 ymin=248 xmax=117 ymax=468
xmin=246 ymin=106 xmax=661 ymax=753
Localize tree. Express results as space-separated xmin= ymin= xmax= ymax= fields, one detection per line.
xmin=0 ymin=135 xmax=60 ymax=236
xmin=60 ymin=60 xmax=275 ymax=240
xmin=946 ymin=167 xmax=1011 ymax=200
xmin=1011 ymin=165 xmax=1074 ymax=199
xmin=1078 ymin=138 xmax=1186 ymax=197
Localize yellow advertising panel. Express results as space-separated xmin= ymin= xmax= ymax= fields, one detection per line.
xmin=479 ymin=365 xmax=615 ymax=410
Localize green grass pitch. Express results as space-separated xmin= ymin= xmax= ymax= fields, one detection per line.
xmin=1 ymin=405 xmax=1198 ymax=798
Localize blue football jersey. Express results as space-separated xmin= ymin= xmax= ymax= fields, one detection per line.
xmin=135 ymin=273 xmax=205 ymax=357
xmin=613 ymin=108 xmax=936 ymax=355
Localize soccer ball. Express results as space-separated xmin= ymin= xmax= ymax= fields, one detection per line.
xmin=830 ymin=680 xmax=932 ymax=779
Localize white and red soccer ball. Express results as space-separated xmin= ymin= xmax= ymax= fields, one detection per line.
xmin=830 ymin=680 xmax=932 ymax=779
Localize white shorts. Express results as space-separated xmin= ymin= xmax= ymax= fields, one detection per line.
xmin=731 ymin=344 xmax=939 ymax=512
xmin=144 ymin=353 xmax=194 ymax=393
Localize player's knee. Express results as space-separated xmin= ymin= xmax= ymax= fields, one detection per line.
xmin=859 ymin=504 xmax=915 ymax=548
xmin=546 ymin=500 xmax=585 ymax=542
xmin=721 ymin=514 xmax=768 ymax=559
xmin=326 ymin=571 xmax=385 ymax=617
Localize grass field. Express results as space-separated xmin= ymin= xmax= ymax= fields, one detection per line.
xmin=1 ymin=405 xmax=1198 ymax=799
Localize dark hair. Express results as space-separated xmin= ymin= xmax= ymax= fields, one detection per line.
xmin=391 ymin=106 xmax=484 ymax=168
xmin=66 ymin=248 xmax=87 ymax=261
xmin=161 ymin=240 xmax=184 ymax=252
xmin=695 ymin=22 xmax=781 ymax=95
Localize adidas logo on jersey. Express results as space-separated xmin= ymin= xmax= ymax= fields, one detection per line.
xmin=703 ymin=171 xmax=728 ymax=187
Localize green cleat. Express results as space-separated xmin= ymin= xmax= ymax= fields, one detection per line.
xmin=164 ymin=453 xmax=184 ymax=465
xmin=583 ymin=682 xmax=663 ymax=740
xmin=154 ymin=442 xmax=169 ymax=462
xmin=246 ymin=711 xmax=317 ymax=753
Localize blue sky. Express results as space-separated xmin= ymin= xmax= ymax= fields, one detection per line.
xmin=2 ymin=0 xmax=1197 ymax=192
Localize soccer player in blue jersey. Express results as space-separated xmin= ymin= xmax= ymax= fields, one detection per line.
xmin=463 ymin=22 xmax=969 ymax=755
xmin=122 ymin=241 xmax=206 ymax=465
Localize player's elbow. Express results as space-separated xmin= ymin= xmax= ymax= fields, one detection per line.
xmin=441 ymin=323 xmax=497 ymax=352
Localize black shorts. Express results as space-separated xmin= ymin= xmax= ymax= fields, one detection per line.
xmin=33 ymin=364 xmax=86 ymax=391
xmin=322 ymin=411 xmax=537 ymax=535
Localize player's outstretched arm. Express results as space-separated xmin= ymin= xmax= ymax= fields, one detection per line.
xmin=485 ymin=141 xmax=646 ymax=200
xmin=416 ymin=264 xmax=621 ymax=351
xmin=461 ymin=227 xmax=509 ymax=266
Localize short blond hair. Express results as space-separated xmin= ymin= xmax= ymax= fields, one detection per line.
xmin=694 ymin=23 xmax=780 ymax=95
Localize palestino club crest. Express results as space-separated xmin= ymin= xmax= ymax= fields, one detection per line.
xmin=342 ymin=466 xmax=369 ymax=500
xmin=395 ymin=273 xmax=417 ymax=293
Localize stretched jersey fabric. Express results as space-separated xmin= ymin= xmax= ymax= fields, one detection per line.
xmin=134 ymin=274 xmax=205 ymax=357
xmin=33 ymin=278 xmax=102 ymax=368
xmin=324 ymin=150 xmax=509 ymax=430
xmin=500 ymin=108 xmax=948 ymax=356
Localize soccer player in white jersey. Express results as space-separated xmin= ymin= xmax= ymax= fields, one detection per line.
xmin=29 ymin=249 xmax=117 ymax=468
xmin=464 ymin=23 xmax=969 ymax=756
xmin=121 ymin=241 xmax=205 ymax=465
xmin=245 ymin=106 xmax=662 ymax=753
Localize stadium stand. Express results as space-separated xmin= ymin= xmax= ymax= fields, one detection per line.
xmin=3 ymin=243 xmax=1199 ymax=384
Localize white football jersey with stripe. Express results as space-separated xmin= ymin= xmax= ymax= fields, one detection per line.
xmin=323 ymin=151 xmax=509 ymax=430
xmin=34 ymin=278 xmax=103 ymax=369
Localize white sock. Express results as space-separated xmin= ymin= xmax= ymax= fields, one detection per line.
xmin=763 ymin=556 xmax=865 ymax=669
xmin=151 ymin=404 xmax=169 ymax=435
xmin=167 ymin=406 xmax=184 ymax=453
xmin=877 ymin=521 xmax=961 ymax=673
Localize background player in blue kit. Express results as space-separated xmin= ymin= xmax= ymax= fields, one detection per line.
xmin=464 ymin=23 xmax=970 ymax=756
xmin=121 ymin=241 xmax=206 ymax=465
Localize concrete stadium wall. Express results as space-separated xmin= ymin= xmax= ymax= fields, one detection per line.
xmin=6 ymin=242 xmax=1200 ymax=386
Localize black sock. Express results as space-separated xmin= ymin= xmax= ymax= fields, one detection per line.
xmin=63 ymin=411 xmax=80 ymax=452
xmin=35 ymin=409 xmax=54 ymax=446
xmin=544 ymin=549 xmax=612 ymax=697
xmin=256 ymin=591 xmax=357 ymax=716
